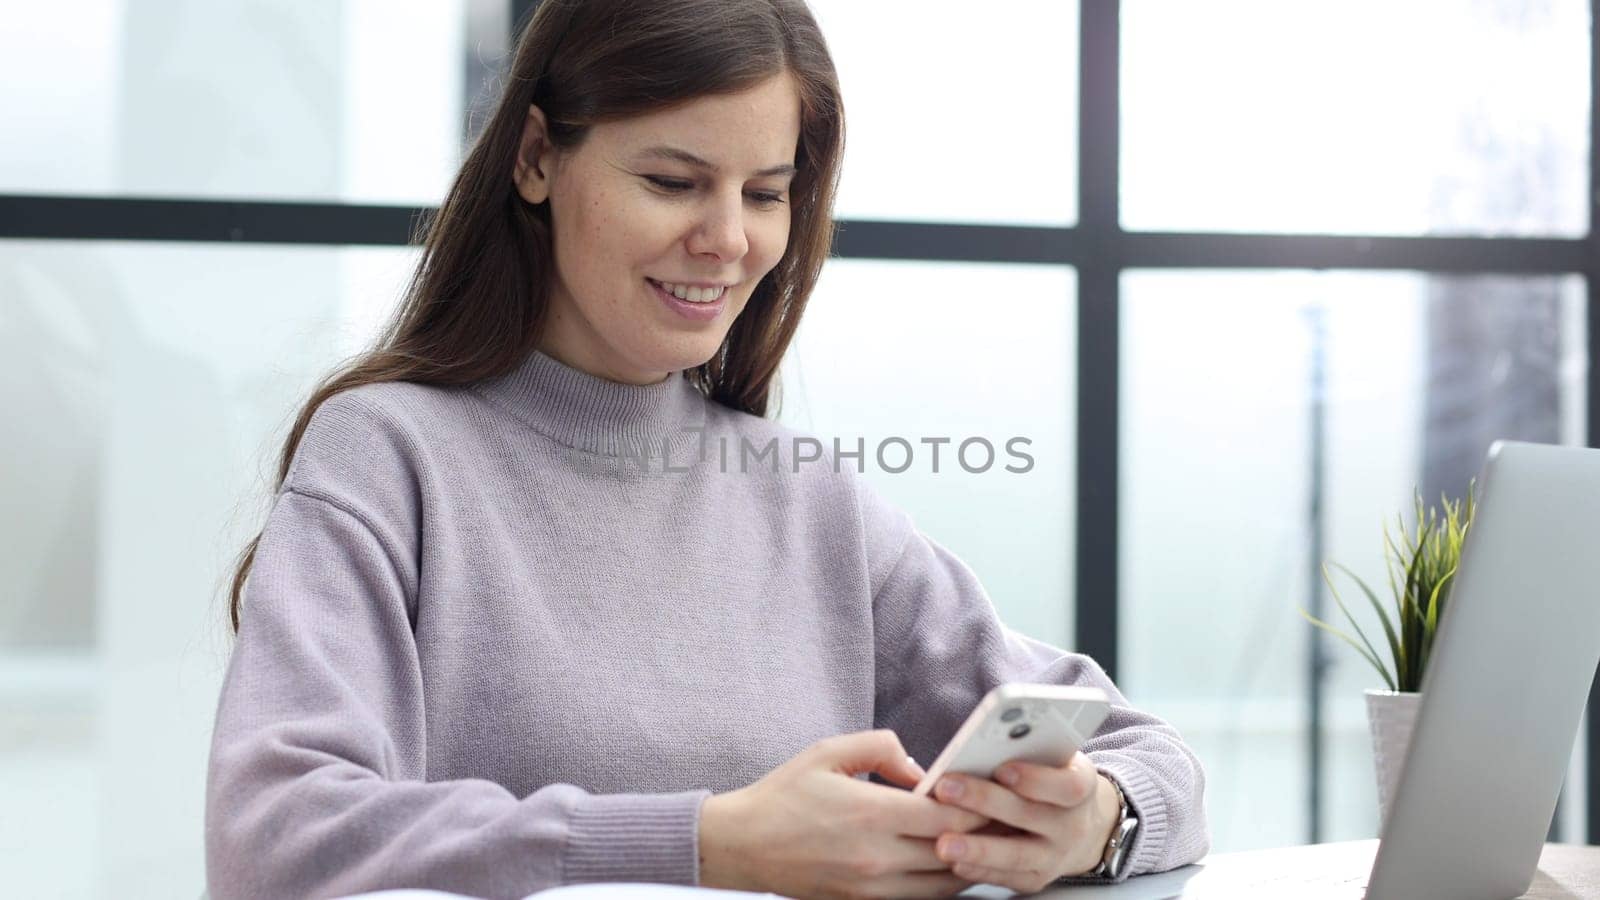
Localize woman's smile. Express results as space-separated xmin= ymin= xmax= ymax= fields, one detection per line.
xmin=648 ymin=276 xmax=729 ymax=322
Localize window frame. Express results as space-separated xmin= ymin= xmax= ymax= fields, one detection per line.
xmin=0 ymin=0 xmax=1593 ymax=848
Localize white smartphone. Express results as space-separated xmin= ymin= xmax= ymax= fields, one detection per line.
xmin=912 ymin=684 xmax=1111 ymax=797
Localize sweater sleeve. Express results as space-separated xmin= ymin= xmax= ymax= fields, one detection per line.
xmin=205 ymin=396 xmax=707 ymax=900
xmin=857 ymin=476 xmax=1210 ymax=880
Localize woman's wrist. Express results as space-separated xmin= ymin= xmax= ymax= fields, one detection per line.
xmin=1095 ymin=774 xmax=1123 ymax=848
xmin=698 ymin=789 xmax=759 ymax=891
xmin=1071 ymin=774 xmax=1123 ymax=879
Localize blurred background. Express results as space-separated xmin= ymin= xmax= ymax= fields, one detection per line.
xmin=1 ymin=0 xmax=1595 ymax=896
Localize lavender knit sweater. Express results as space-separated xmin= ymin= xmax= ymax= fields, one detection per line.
xmin=204 ymin=349 xmax=1209 ymax=899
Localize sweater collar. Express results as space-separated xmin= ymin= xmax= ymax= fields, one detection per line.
xmin=474 ymin=348 xmax=708 ymax=459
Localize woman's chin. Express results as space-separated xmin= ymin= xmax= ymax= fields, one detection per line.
xmin=641 ymin=334 xmax=732 ymax=375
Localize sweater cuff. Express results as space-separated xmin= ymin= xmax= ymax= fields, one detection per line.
xmin=1092 ymin=759 xmax=1167 ymax=881
xmin=562 ymin=789 xmax=711 ymax=885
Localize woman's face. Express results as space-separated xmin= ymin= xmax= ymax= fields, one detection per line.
xmin=514 ymin=73 xmax=802 ymax=385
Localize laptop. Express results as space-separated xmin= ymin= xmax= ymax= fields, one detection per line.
xmin=1024 ymin=440 xmax=1600 ymax=900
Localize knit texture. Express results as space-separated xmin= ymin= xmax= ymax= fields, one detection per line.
xmin=205 ymin=349 xmax=1209 ymax=899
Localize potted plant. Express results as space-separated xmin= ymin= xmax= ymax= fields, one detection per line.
xmin=1300 ymin=483 xmax=1477 ymax=824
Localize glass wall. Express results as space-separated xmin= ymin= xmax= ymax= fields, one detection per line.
xmin=779 ymin=261 xmax=1077 ymax=648
xmin=0 ymin=1 xmax=506 ymax=205
xmin=0 ymin=238 xmax=416 ymax=896
xmin=786 ymin=0 xmax=1083 ymax=647
xmin=1121 ymin=0 xmax=1589 ymax=237
xmin=1121 ymin=271 xmax=1587 ymax=849
xmin=807 ymin=0 xmax=1080 ymax=226
xmin=2 ymin=4 xmax=497 ymax=890
xmin=1115 ymin=0 xmax=1592 ymax=849
xmin=1 ymin=3 xmax=1087 ymax=894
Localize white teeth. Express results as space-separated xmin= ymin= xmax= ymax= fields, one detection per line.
xmin=654 ymin=280 xmax=726 ymax=303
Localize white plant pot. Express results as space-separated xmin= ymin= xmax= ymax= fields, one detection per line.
xmin=1365 ymin=689 xmax=1422 ymax=827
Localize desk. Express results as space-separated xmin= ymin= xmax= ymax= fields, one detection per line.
xmin=341 ymin=843 xmax=1600 ymax=900
xmin=973 ymin=840 xmax=1600 ymax=899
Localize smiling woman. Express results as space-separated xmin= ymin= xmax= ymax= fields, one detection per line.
xmin=205 ymin=1 xmax=1208 ymax=897
xmin=511 ymin=73 xmax=803 ymax=384
xmin=221 ymin=0 xmax=846 ymax=632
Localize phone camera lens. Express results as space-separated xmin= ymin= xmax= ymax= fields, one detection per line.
xmin=1008 ymin=723 xmax=1032 ymax=740
xmin=1001 ymin=707 xmax=1024 ymax=723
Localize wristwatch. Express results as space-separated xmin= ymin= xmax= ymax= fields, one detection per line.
xmin=1089 ymin=775 xmax=1139 ymax=879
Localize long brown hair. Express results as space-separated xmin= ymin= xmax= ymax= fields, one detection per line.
xmin=226 ymin=0 xmax=844 ymax=631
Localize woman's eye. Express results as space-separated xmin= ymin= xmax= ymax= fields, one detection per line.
xmin=645 ymin=176 xmax=693 ymax=192
xmin=644 ymin=176 xmax=784 ymax=208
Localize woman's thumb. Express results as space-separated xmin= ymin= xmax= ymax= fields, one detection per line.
xmin=819 ymin=730 xmax=926 ymax=785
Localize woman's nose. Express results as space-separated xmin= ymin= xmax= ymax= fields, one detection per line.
xmin=687 ymin=195 xmax=749 ymax=262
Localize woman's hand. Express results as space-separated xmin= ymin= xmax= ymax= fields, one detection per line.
xmin=699 ymin=729 xmax=991 ymax=899
xmin=926 ymin=751 xmax=1122 ymax=893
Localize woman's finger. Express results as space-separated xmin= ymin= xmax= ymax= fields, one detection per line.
xmin=996 ymin=753 xmax=1100 ymax=809
xmin=877 ymin=835 xmax=955 ymax=873
xmin=948 ymin=861 xmax=1055 ymax=895
xmin=933 ymin=773 xmax=1054 ymax=833
xmin=867 ymin=870 xmax=978 ymax=899
xmin=936 ymin=829 xmax=1056 ymax=875
xmin=869 ymin=782 xmax=990 ymax=837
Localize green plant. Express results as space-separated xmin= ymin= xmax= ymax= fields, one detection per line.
xmin=1301 ymin=483 xmax=1477 ymax=693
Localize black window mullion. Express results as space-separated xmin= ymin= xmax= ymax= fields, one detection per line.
xmin=1584 ymin=0 xmax=1600 ymax=849
xmin=1075 ymin=0 xmax=1122 ymax=688
xmin=6 ymin=193 xmax=1593 ymax=272
xmin=513 ymin=0 xmax=539 ymax=37
xmin=0 ymin=194 xmax=426 ymax=246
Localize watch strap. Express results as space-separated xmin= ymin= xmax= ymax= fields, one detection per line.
xmin=1090 ymin=775 xmax=1139 ymax=879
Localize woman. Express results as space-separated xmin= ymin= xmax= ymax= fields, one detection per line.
xmin=205 ymin=1 xmax=1209 ymax=897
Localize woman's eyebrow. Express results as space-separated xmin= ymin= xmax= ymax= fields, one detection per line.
xmin=636 ymin=145 xmax=797 ymax=178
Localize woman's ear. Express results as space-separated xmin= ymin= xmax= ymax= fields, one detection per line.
xmin=513 ymin=104 xmax=558 ymax=205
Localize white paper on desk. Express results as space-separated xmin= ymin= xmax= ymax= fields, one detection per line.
xmin=1002 ymin=843 xmax=1377 ymax=899
xmin=529 ymin=885 xmax=785 ymax=899
xmin=338 ymin=887 xmax=786 ymax=900
xmin=335 ymin=892 xmax=490 ymax=900
xmin=333 ymin=871 xmax=1201 ymax=900
xmin=957 ymin=865 xmax=1204 ymax=899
